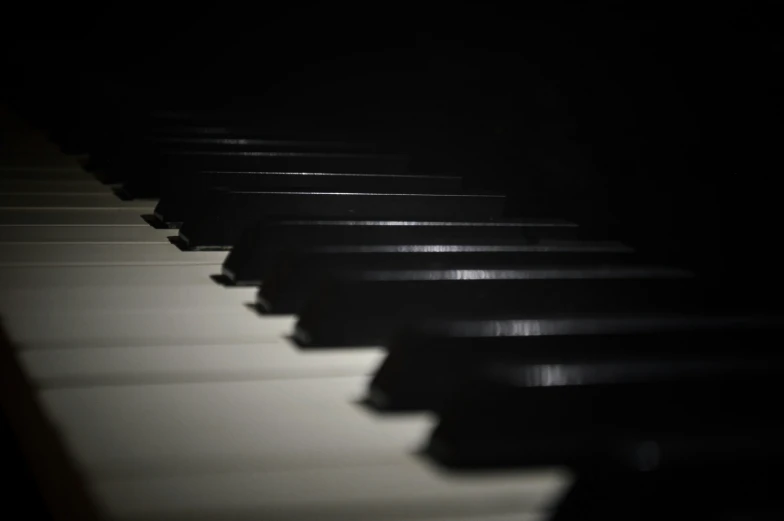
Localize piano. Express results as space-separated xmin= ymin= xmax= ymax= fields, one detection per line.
xmin=2 ymin=4 xmax=782 ymax=520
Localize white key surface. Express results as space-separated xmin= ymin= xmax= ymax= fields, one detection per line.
xmin=0 ymin=209 xmax=152 ymax=226
xmin=38 ymin=379 xmax=568 ymax=519
xmin=0 ymin=285 xmax=258 ymax=314
xmin=0 ymin=265 xmax=223 ymax=289
xmin=0 ymin=225 xmax=174 ymax=243
xmin=20 ymin=341 xmax=384 ymax=386
xmin=4 ymin=308 xmax=293 ymax=349
xmin=93 ymin=463 xmax=565 ymax=521
xmin=0 ymin=193 xmax=154 ymax=210
xmin=0 ymin=243 xmax=227 ymax=266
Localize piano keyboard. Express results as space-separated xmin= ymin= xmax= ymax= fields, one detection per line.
xmin=0 ymin=109 xmax=571 ymax=521
xmin=3 ymin=101 xmax=782 ymax=521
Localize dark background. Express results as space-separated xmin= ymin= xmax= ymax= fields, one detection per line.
xmin=2 ymin=1 xmax=782 ymax=276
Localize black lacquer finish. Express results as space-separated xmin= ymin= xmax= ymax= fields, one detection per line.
xmin=369 ymin=325 xmax=784 ymax=412
xmin=153 ymin=171 xmax=463 ymax=227
xmin=292 ymin=274 xmax=701 ymax=347
xmin=260 ymin=262 xmax=684 ymax=315
xmin=258 ymin=249 xmax=643 ymax=313
xmin=178 ymin=190 xmax=509 ymax=250
xmin=221 ymin=219 xmax=586 ymax=283
xmin=425 ymin=359 xmax=784 ymax=471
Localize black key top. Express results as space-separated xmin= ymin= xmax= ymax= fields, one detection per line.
xmin=260 ymin=253 xmax=650 ymax=314
xmin=153 ymin=171 xmax=463 ymax=228
xmin=427 ymin=371 xmax=784 ymax=470
xmin=165 ymin=150 xmax=411 ymax=174
xmin=178 ymin=191 xmax=508 ymax=250
xmin=369 ymin=323 xmax=784 ymax=412
xmin=221 ymin=219 xmax=586 ymax=282
xmin=96 ymin=146 xmax=409 ymax=189
xmin=292 ymin=273 xmax=696 ymax=347
xmin=90 ymin=137 xmax=378 ymax=179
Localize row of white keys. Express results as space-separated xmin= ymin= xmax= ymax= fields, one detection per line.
xmin=1 ymin=168 xmax=570 ymax=520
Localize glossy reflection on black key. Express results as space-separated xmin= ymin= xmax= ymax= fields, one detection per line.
xmin=423 ymin=341 xmax=784 ymax=470
xmin=369 ymin=323 xmax=784 ymax=412
xmin=178 ymin=190 xmax=509 ymax=249
xmin=292 ymin=272 xmax=697 ymax=347
xmin=221 ymin=219 xmax=586 ymax=282
xmin=258 ymin=248 xmax=642 ymax=314
xmin=153 ymin=171 xmax=463 ymax=228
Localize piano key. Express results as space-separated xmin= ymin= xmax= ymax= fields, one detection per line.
xmin=153 ymin=171 xmax=463 ymax=227
xmin=426 ymin=371 xmax=782 ymax=470
xmin=179 ymin=191 xmax=508 ymax=249
xmin=0 ymin=264 xmax=222 ymax=289
xmin=0 ymin=285 xmax=257 ymax=314
xmin=92 ymin=138 xmax=381 ymax=175
xmin=0 ymin=193 xmax=154 ymax=210
xmin=0 ymin=243 xmax=227 ymax=266
xmin=104 ymin=150 xmax=411 ymax=189
xmin=369 ymin=327 xmax=784 ymax=412
xmin=293 ymin=274 xmax=696 ymax=347
xmin=234 ymin=238 xmax=631 ymax=286
xmin=162 ymin=150 xmax=411 ymax=174
xmin=0 ymin=209 xmax=150 ymax=226
xmin=4 ymin=308 xmax=292 ymax=349
xmin=222 ymin=219 xmax=584 ymax=282
xmin=92 ymin=463 xmax=565 ymax=521
xmin=0 ymin=225 xmax=174 ymax=243
xmin=259 ymin=254 xmax=648 ymax=314
xmin=20 ymin=341 xmax=384 ymax=387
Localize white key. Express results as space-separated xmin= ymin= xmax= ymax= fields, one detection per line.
xmin=0 ymin=193 xmax=154 ymax=210
xmin=0 ymin=265 xmax=223 ymax=289
xmin=21 ymin=341 xmax=384 ymax=386
xmin=94 ymin=463 xmax=565 ymax=521
xmin=0 ymin=243 xmax=226 ymax=266
xmin=0 ymin=209 xmax=150 ymax=226
xmin=0 ymin=285 xmax=258 ymax=314
xmin=4 ymin=308 xmax=293 ymax=349
xmin=0 ymin=225 xmax=174 ymax=243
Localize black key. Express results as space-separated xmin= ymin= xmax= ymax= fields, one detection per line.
xmin=221 ymin=219 xmax=586 ymax=282
xmin=369 ymin=322 xmax=784 ymax=412
xmin=108 ymin=150 xmax=411 ymax=196
xmin=260 ymin=253 xmax=652 ymax=314
xmin=90 ymin=137 xmax=378 ymax=178
xmin=153 ymin=171 xmax=463 ymax=228
xmin=178 ymin=191 xmax=508 ymax=250
xmin=427 ymin=371 xmax=784 ymax=470
xmin=165 ymin=150 xmax=411 ymax=174
xmin=420 ymin=313 xmax=784 ymax=470
xmin=292 ymin=273 xmax=696 ymax=347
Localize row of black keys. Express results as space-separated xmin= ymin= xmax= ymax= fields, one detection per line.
xmin=69 ymin=117 xmax=784 ymax=475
